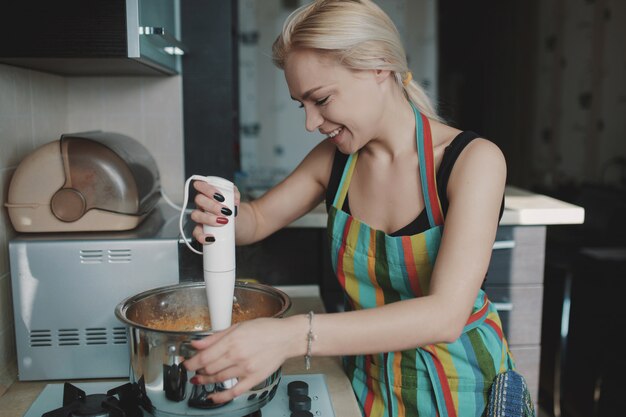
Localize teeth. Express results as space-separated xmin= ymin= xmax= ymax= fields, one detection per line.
xmin=328 ymin=127 xmax=342 ymax=138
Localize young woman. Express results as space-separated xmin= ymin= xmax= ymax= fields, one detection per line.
xmin=185 ymin=1 xmax=518 ymax=415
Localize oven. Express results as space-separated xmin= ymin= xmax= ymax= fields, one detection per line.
xmin=8 ymin=202 xmax=190 ymax=381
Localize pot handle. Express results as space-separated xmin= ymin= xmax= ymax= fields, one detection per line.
xmin=189 ymin=383 xmax=231 ymax=409
xmin=179 ymin=341 xmax=197 ymax=359
xmin=163 ymin=363 xmax=187 ymax=402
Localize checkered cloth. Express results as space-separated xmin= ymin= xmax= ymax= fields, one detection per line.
xmin=487 ymin=370 xmax=536 ymax=417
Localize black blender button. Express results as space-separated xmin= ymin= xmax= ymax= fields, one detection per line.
xmin=287 ymin=380 xmax=309 ymax=397
xmin=289 ymin=394 xmax=312 ymax=412
xmin=291 ymin=411 xmax=314 ymax=417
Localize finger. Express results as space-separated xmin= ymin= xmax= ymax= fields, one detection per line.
xmin=190 ymin=364 xmax=238 ymax=386
xmin=192 ymin=180 xmax=217 ymax=197
xmin=184 ymin=334 xmax=233 ymax=372
xmin=189 ymin=209 xmax=229 ymax=229
xmin=193 ymin=193 xmax=233 ymax=224
xmin=206 ymin=376 xmax=258 ymax=404
xmin=190 ymin=330 xmax=228 ymax=349
xmin=194 ymin=180 xmax=229 ymax=204
xmin=233 ymin=186 xmax=241 ymax=205
xmin=193 ymin=192 xmax=225 ymax=214
xmin=192 ymin=225 xmax=215 ymax=244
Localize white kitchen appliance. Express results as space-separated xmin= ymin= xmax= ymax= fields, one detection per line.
xmin=5 ymin=130 xmax=161 ymax=232
xmin=179 ymin=175 xmax=237 ymax=388
xmin=8 ymin=202 xmax=189 ymax=381
xmin=179 ymin=176 xmax=236 ymax=331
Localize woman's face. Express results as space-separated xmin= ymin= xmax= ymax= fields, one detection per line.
xmin=284 ymin=49 xmax=387 ymax=154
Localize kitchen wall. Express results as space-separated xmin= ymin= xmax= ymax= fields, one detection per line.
xmin=529 ymin=0 xmax=626 ymax=188
xmin=0 ymin=63 xmax=184 ymax=392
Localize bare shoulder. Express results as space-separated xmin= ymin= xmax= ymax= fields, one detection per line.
xmin=289 ymin=138 xmax=336 ymax=190
xmin=454 ymin=137 xmax=506 ymax=175
xmin=447 ymin=136 xmax=507 ymax=197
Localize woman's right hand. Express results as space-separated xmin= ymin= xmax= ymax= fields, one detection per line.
xmin=190 ymin=180 xmax=240 ymax=244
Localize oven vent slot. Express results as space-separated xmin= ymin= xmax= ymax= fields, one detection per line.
xmin=113 ymin=327 xmax=128 ymax=344
xmin=30 ymin=328 xmax=129 ymax=347
xmin=30 ymin=329 xmax=52 ymax=347
xmin=108 ymin=249 xmax=132 ymax=263
xmin=58 ymin=328 xmax=80 ymax=346
xmin=80 ymin=249 xmax=104 ymax=264
xmin=85 ymin=328 xmax=108 ymax=345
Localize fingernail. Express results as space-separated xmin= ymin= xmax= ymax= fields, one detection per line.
xmin=190 ymin=376 xmax=200 ymax=385
xmin=235 ymin=206 xmax=238 ymax=217
xmin=216 ymin=217 xmax=229 ymax=225
xmin=213 ymin=193 xmax=225 ymax=202
xmin=221 ymin=207 xmax=232 ymax=216
xmin=205 ymin=236 xmax=215 ymax=243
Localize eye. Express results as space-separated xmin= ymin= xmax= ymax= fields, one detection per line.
xmin=315 ymin=96 xmax=330 ymax=106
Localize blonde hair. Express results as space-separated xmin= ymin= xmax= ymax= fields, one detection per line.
xmin=272 ymin=0 xmax=440 ymax=121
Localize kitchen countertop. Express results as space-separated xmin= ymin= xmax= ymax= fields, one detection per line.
xmin=287 ymin=185 xmax=585 ymax=228
xmin=0 ymin=286 xmax=361 ymax=417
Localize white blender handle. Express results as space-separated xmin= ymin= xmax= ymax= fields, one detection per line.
xmin=179 ymin=175 xmax=238 ymax=389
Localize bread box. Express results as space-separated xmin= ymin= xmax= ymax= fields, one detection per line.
xmin=5 ymin=131 xmax=161 ymax=232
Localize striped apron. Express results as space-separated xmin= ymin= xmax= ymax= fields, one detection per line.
xmin=327 ymin=104 xmax=515 ymax=417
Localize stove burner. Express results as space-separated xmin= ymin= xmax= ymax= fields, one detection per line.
xmin=42 ymin=383 xmax=143 ymax=417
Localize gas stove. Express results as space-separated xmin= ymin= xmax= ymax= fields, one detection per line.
xmin=24 ymin=374 xmax=335 ymax=417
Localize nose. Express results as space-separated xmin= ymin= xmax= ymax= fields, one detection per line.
xmin=304 ymin=107 xmax=323 ymax=132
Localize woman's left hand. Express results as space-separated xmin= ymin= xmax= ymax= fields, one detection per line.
xmin=183 ymin=316 xmax=304 ymax=404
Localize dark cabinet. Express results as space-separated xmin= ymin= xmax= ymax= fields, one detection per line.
xmin=0 ymin=0 xmax=184 ymax=76
xmin=484 ymin=225 xmax=547 ymax=408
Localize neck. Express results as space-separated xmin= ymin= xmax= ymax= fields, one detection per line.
xmin=362 ymin=92 xmax=417 ymax=162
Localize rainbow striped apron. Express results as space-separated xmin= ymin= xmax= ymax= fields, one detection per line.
xmin=327 ymin=104 xmax=515 ymax=417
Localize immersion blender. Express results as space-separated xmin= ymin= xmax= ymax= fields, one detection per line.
xmin=179 ymin=175 xmax=237 ymax=388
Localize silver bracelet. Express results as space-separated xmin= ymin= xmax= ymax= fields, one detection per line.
xmin=305 ymin=311 xmax=317 ymax=370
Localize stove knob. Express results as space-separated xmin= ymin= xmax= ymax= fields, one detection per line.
xmin=291 ymin=411 xmax=314 ymax=417
xmin=287 ymin=380 xmax=309 ymax=397
xmin=289 ymin=394 xmax=312 ymax=412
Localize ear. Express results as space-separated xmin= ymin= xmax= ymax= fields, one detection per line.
xmin=373 ymin=69 xmax=392 ymax=84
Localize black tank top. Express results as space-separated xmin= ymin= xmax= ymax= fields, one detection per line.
xmin=325 ymin=131 xmax=505 ymax=236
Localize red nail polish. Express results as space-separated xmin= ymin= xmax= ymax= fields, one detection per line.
xmin=216 ymin=217 xmax=228 ymax=224
xmin=190 ymin=376 xmax=199 ymax=385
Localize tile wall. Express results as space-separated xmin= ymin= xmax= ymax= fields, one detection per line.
xmin=0 ymin=63 xmax=184 ymax=393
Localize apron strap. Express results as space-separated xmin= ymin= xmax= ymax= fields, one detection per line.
xmin=332 ymin=152 xmax=358 ymax=209
xmin=412 ymin=103 xmax=445 ymax=227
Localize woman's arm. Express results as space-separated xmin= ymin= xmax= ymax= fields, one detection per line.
xmin=191 ymin=139 xmax=336 ymax=245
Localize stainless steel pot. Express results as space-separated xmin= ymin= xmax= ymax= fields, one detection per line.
xmin=114 ymin=281 xmax=291 ymax=417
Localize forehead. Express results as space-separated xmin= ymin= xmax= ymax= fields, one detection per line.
xmin=284 ymin=49 xmax=347 ymax=97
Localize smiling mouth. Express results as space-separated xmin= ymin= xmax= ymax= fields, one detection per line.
xmin=327 ymin=127 xmax=343 ymax=138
